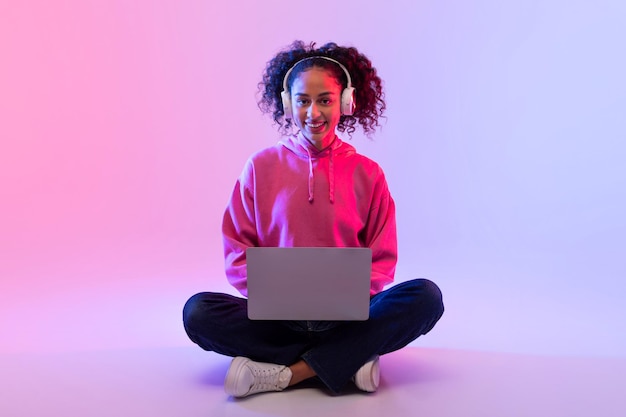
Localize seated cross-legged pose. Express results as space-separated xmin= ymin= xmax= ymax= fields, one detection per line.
xmin=183 ymin=40 xmax=444 ymax=398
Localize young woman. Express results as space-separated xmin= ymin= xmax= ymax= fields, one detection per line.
xmin=183 ymin=41 xmax=444 ymax=397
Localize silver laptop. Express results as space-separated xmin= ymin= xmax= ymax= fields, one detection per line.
xmin=246 ymin=247 xmax=372 ymax=321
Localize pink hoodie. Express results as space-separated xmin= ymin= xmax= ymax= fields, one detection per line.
xmin=222 ymin=132 xmax=397 ymax=296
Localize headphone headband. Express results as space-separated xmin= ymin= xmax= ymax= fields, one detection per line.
xmin=281 ymin=56 xmax=353 ymax=94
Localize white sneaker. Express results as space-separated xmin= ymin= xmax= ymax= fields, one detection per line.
xmin=353 ymin=355 xmax=380 ymax=392
xmin=224 ymin=357 xmax=292 ymax=398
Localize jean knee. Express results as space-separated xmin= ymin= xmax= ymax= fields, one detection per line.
xmin=183 ymin=293 xmax=205 ymax=331
xmin=418 ymin=278 xmax=443 ymax=303
xmin=183 ymin=292 xmax=246 ymax=333
xmin=401 ymin=278 xmax=444 ymax=319
xmin=413 ymin=279 xmax=444 ymax=330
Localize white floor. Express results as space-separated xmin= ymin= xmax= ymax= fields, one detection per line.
xmin=2 ymin=345 xmax=625 ymax=417
xmin=2 ymin=258 xmax=625 ymax=416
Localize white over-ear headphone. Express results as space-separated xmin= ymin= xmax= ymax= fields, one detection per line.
xmin=281 ymin=56 xmax=356 ymax=120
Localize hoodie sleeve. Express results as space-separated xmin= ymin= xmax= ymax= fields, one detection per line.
xmin=365 ymin=171 xmax=398 ymax=295
xmin=222 ymin=160 xmax=257 ymax=297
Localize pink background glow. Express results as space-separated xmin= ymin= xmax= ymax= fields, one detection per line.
xmin=1 ymin=0 xmax=625 ymax=360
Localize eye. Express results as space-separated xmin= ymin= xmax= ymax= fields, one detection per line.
xmin=320 ymin=98 xmax=332 ymax=105
xmin=295 ymin=98 xmax=310 ymax=106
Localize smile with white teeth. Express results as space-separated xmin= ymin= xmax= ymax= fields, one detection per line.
xmin=307 ymin=122 xmax=325 ymax=128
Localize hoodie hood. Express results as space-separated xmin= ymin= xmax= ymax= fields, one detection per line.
xmin=278 ymin=132 xmax=356 ymax=203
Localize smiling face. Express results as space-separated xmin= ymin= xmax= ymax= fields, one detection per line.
xmin=289 ymin=67 xmax=343 ymax=150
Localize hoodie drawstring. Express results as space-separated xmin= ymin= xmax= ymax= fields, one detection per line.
xmin=305 ymin=142 xmax=335 ymax=204
xmin=306 ymin=147 xmax=315 ymax=203
xmin=328 ymin=146 xmax=335 ymax=203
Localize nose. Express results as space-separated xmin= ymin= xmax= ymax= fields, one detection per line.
xmin=307 ymin=102 xmax=320 ymax=118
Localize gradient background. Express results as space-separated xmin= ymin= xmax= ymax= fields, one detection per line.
xmin=1 ymin=0 xmax=625 ymax=360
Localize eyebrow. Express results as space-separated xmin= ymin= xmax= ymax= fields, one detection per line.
xmin=293 ymin=91 xmax=335 ymax=97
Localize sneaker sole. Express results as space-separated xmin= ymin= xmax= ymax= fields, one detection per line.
xmin=355 ymin=356 xmax=380 ymax=392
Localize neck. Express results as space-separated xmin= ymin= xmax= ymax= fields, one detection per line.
xmin=304 ymin=133 xmax=337 ymax=151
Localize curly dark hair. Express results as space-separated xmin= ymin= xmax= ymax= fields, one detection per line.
xmin=258 ymin=40 xmax=386 ymax=137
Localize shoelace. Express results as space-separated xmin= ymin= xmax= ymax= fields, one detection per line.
xmin=250 ymin=365 xmax=285 ymax=391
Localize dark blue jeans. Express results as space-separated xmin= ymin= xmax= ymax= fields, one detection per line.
xmin=183 ymin=278 xmax=444 ymax=394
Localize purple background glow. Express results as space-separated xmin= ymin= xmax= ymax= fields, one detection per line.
xmin=1 ymin=0 xmax=625 ymax=358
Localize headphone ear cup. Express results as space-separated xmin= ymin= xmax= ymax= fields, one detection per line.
xmin=281 ymin=90 xmax=292 ymax=120
xmin=341 ymin=87 xmax=356 ymax=115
